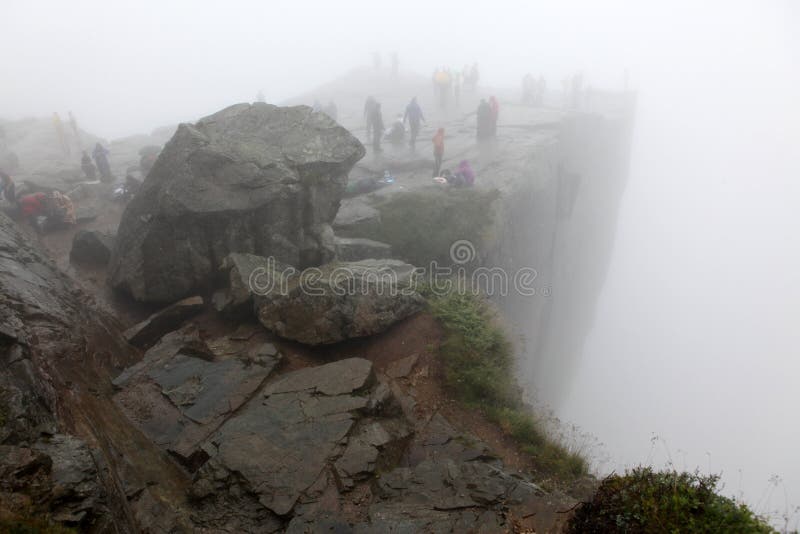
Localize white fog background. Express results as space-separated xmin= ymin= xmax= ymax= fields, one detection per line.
xmin=2 ymin=0 xmax=798 ymax=527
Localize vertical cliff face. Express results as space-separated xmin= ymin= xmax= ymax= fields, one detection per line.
xmin=486 ymin=94 xmax=636 ymax=409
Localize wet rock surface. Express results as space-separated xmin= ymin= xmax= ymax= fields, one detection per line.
xmin=109 ymin=103 xmax=366 ymax=303
xmin=334 ymin=236 xmax=392 ymax=262
xmin=123 ymin=295 xmax=204 ymax=349
xmin=256 ymin=259 xmax=425 ymax=345
xmin=114 ymin=325 xmax=282 ymax=464
xmin=69 ymin=229 xmax=115 ymax=265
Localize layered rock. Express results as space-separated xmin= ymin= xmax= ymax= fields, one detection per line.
xmin=109 ymin=103 xmax=365 ymax=303
xmin=255 ymin=259 xmax=425 ymax=345
xmin=0 ymin=211 xmax=194 ymax=531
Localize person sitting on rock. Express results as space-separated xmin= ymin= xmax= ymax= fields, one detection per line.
xmin=81 ymin=151 xmax=97 ymax=180
xmin=16 ymin=192 xmax=48 ymax=224
xmin=47 ymin=190 xmax=76 ymax=228
xmin=385 ymin=115 xmax=405 ymax=145
xmin=1 ymin=170 xmax=16 ymax=204
xmin=454 ymin=160 xmax=475 ymax=187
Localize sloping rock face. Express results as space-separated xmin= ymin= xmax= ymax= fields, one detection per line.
xmin=255 ymin=259 xmax=425 ymax=345
xmin=0 ymin=212 xmax=195 ymax=531
xmin=109 ymin=103 xmax=365 ymax=303
xmin=113 ymin=325 xmax=282 ymax=467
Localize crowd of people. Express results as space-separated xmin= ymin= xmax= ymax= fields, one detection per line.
xmin=1 ymin=170 xmax=76 ymax=232
xmin=432 ymin=63 xmax=479 ymax=110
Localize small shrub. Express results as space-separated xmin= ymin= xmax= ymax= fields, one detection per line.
xmin=567 ymin=467 xmax=776 ymax=533
xmin=426 ymin=287 xmax=588 ymax=479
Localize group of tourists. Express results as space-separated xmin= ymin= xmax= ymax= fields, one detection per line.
xmin=1 ymin=170 xmax=76 ymax=232
xmin=522 ymin=74 xmax=547 ymax=106
xmin=431 ymin=63 xmax=479 ymax=110
xmin=79 ymin=143 xmax=113 ymax=182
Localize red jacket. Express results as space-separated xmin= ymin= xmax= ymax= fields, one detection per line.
xmin=19 ymin=192 xmax=47 ymax=217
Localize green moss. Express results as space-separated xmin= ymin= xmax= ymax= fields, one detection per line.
xmin=425 ymin=286 xmax=588 ymax=480
xmin=567 ymin=467 xmax=776 ymax=533
xmin=373 ymin=187 xmax=500 ymax=267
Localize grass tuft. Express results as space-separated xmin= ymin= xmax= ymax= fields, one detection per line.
xmin=425 ymin=286 xmax=588 ymax=480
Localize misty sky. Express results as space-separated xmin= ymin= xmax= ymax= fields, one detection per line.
xmin=2 ymin=1 xmax=796 ymax=138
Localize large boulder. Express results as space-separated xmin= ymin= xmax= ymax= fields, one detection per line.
xmin=70 ymin=229 xmax=115 ymax=265
xmin=109 ymin=103 xmax=365 ymax=303
xmin=255 ymin=259 xmax=425 ymax=345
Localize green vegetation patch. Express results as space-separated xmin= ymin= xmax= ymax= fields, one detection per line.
xmin=567 ymin=467 xmax=776 ymax=533
xmin=425 ymin=287 xmax=587 ymax=480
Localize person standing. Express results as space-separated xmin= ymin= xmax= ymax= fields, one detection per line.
xmin=92 ymin=143 xmax=113 ymax=183
xmin=81 ymin=151 xmax=97 ymax=180
xmin=488 ymin=96 xmax=499 ymax=137
xmin=371 ymin=103 xmax=384 ymax=153
xmin=364 ymin=96 xmax=378 ymax=142
xmin=403 ymin=97 xmax=426 ymax=149
xmin=52 ymin=112 xmax=70 ymax=157
xmin=432 ymin=128 xmax=445 ymax=177
xmin=476 ymin=100 xmax=492 ymax=141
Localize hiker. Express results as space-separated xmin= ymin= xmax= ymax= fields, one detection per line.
xmin=371 ymin=103 xmax=384 ymax=153
xmin=364 ymin=96 xmax=378 ymax=141
xmin=476 ymin=99 xmax=492 ymax=141
xmin=435 ymin=68 xmax=451 ymax=109
xmin=403 ymin=97 xmax=426 ymax=148
xmin=81 ymin=151 xmax=97 ymax=180
xmin=488 ymin=96 xmax=499 ymax=137
xmin=454 ymin=160 xmax=475 ymax=187
xmin=92 ymin=143 xmax=113 ymax=183
xmin=68 ymin=111 xmax=81 ymax=150
xmin=48 ymin=190 xmax=76 ymax=228
xmin=1 ymin=170 xmax=15 ymax=204
xmin=432 ymin=128 xmax=445 ymax=177
xmin=52 ymin=112 xmax=70 ymax=157
xmin=386 ymin=115 xmax=405 ymax=145
xmin=17 ymin=192 xmax=48 ymax=223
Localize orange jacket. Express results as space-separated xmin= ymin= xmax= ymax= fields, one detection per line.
xmin=432 ymin=129 xmax=445 ymax=155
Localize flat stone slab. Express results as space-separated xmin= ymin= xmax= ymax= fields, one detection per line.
xmin=263 ymin=357 xmax=374 ymax=396
xmin=113 ymin=326 xmax=281 ymax=464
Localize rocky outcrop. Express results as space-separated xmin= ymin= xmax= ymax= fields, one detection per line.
xmin=113 ymin=325 xmax=283 ymax=466
xmin=334 ymin=236 xmax=391 ymax=262
xmin=333 ymin=197 xmax=382 ymax=239
xmin=123 ymin=295 xmax=204 ymax=349
xmin=255 ymin=259 xmax=425 ymax=345
xmin=70 ymin=229 xmax=115 ymax=265
xmin=0 ymin=211 xmax=194 ymax=531
xmin=108 ymin=103 xmax=365 ymax=303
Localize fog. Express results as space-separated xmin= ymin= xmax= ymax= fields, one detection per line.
xmin=3 ymin=0 xmax=798 ymax=526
